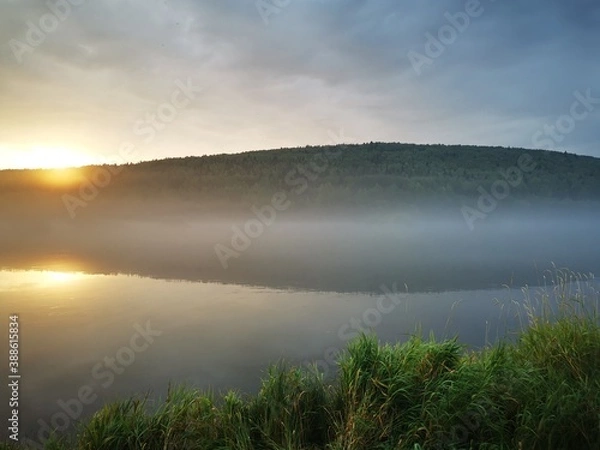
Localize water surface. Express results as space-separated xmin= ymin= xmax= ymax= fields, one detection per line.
xmin=1 ymin=268 xmax=530 ymax=442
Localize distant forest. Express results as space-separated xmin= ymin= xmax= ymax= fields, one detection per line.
xmin=1 ymin=143 xmax=600 ymax=218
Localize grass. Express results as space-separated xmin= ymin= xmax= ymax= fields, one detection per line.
xmin=3 ymin=269 xmax=599 ymax=449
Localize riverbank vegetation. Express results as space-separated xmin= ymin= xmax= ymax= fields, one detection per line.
xmin=3 ymin=270 xmax=599 ymax=449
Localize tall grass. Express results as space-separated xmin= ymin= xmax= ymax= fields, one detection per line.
xmin=5 ymin=269 xmax=599 ymax=449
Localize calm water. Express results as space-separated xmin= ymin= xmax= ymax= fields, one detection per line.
xmin=0 ymin=268 xmax=536 ymax=443
xmin=2 ymin=211 xmax=600 ymax=443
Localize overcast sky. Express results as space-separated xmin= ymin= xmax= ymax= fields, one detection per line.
xmin=0 ymin=0 xmax=598 ymax=168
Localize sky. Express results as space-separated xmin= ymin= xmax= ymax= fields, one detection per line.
xmin=0 ymin=0 xmax=598 ymax=169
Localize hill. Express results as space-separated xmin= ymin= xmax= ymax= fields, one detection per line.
xmin=1 ymin=143 xmax=600 ymax=219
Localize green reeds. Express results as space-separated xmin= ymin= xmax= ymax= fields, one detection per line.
xmin=7 ymin=269 xmax=600 ymax=449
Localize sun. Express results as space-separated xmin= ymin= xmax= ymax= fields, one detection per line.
xmin=9 ymin=147 xmax=99 ymax=170
xmin=43 ymin=271 xmax=90 ymax=284
xmin=0 ymin=270 xmax=91 ymax=290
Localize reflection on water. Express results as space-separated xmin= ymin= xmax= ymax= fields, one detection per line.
xmin=2 ymin=211 xmax=600 ymax=294
xmin=1 ymin=194 xmax=599 ymax=444
xmin=0 ymin=268 xmax=537 ymax=442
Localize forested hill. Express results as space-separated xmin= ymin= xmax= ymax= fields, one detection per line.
xmin=1 ymin=143 xmax=600 ymax=217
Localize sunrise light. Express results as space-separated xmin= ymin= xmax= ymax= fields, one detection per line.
xmin=3 ymin=147 xmax=100 ymax=170
xmin=44 ymin=271 xmax=87 ymax=284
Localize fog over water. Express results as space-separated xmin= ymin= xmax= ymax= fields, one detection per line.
xmin=1 ymin=207 xmax=599 ymax=293
xmin=1 ymin=204 xmax=599 ymax=442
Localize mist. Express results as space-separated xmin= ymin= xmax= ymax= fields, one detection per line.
xmin=2 ymin=202 xmax=599 ymax=293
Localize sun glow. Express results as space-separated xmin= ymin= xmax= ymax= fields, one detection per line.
xmin=6 ymin=147 xmax=100 ymax=170
xmin=41 ymin=167 xmax=85 ymax=187
xmin=0 ymin=270 xmax=93 ymax=291
xmin=45 ymin=271 xmax=85 ymax=283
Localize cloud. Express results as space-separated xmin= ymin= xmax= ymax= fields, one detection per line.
xmin=0 ymin=0 xmax=598 ymax=168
